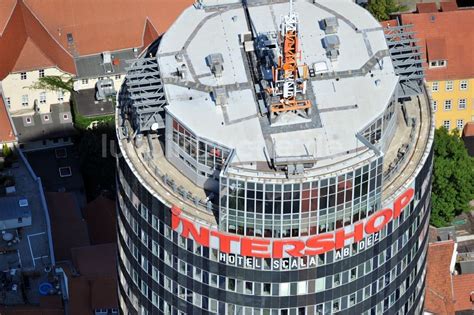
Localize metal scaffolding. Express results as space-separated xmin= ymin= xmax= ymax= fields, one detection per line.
xmin=123 ymin=57 xmax=167 ymax=133
xmin=384 ymin=24 xmax=424 ymax=97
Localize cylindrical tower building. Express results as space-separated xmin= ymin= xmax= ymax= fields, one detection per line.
xmin=116 ymin=1 xmax=434 ymax=314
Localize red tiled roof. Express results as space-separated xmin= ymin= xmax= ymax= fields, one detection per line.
xmin=83 ymin=195 xmax=117 ymax=245
xmin=70 ymin=243 xmax=118 ymax=311
xmin=24 ymin=0 xmax=192 ymax=56
xmin=401 ymin=7 xmax=474 ymax=81
xmin=71 ymin=243 xmax=117 ymax=280
xmin=425 ymin=240 xmax=456 ymax=314
xmin=426 ymin=37 xmax=447 ymax=61
xmin=453 ymin=273 xmax=474 ymax=312
xmin=440 ymin=1 xmax=458 ymax=12
xmin=90 ymin=277 xmax=118 ymax=309
xmin=0 ymin=1 xmax=75 ymax=79
xmin=0 ymin=0 xmax=193 ymax=79
xmin=68 ymin=276 xmax=91 ymax=315
xmin=12 ymin=37 xmax=55 ymax=72
xmin=416 ymin=2 xmax=438 ymax=13
xmin=463 ymin=122 xmax=474 ymax=138
xmin=380 ymin=19 xmax=398 ymax=28
xmin=46 ymin=192 xmax=90 ymax=261
xmin=0 ymin=94 xmax=15 ymax=143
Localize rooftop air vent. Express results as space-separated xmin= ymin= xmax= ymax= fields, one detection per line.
xmin=323 ymin=35 xmax=340 ymax=62
xmin=212 ymin=87 xmax=228 ymax=106
xmin=321 ymin=17 xmax=339 ymax=34
xmin=207 ymin=53 xmax=224 ymax=78
xmin=19 ymin=199 xmax=28 ymax=207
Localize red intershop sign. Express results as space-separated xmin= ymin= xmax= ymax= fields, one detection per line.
xmin=171 ymin=188 xmax=414 ymax=259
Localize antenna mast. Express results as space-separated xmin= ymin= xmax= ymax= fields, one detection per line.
xmin=267 ymin=0 xmax=312 ymax=119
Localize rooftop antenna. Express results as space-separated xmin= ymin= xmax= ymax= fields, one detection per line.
xmin=266 ymin=0 xmax=312 ymax=122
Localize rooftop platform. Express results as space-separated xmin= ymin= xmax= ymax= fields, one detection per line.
xmin=157 ymin=0 xmax=397 ymax=168
xmin=0 ymin=150 xmax=55 ymax=305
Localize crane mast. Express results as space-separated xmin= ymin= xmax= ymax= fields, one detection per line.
xmin=268 ymin=0 xmax=312 ymax=116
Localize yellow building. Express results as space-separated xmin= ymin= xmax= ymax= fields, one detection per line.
xmin=427 ymin=79 xmax=474 ymax=131
xmin=402 ymin=5 xmax=474 ymax=132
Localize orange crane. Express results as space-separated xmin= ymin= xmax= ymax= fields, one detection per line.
xmin=268 ymin=0 xmax=311 ymax=115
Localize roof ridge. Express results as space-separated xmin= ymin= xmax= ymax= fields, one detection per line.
xmin=141 ymin=17 xmax=159 ymax=49
xmin=0 ymin=0 xmax=18 ymax=36
xmin=19 ymin=0 xmax=74 ymax=59
xmin=12 ymin=36 xmax=56 ymax=72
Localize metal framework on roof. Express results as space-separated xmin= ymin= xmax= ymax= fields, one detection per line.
xmin=123 ymin=57 xmax=167 ymax=133
xmin=384 ymin=24 xmax=425 ymax=97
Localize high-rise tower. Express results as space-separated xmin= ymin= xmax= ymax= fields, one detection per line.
xmin=116 ymin=1 xmax=432 ymax=314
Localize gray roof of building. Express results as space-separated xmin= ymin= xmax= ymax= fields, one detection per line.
xmin=13 ymin=103 xmax=77 ymax=143
xmin=0 ymin=196 xmax=31 ymax=221
xmin=157 ymin=0 xmax=398 ymax=169
xmin=75 ymin=49 xmax=139 ymax=79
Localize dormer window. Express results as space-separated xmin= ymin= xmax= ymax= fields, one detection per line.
xmin=429 ymin=60 xmax=447 ymax=68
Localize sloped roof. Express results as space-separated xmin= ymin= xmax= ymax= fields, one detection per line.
xmin=440 ymin=1 xmax=458 ymax=12
xmin=426 ymin=37 xmax=447 ymax=61
xmin=23 ymin=0 xmax=192 ymax=56
xmin=401 ymin=6 xmax=474 ymax=81
xmin=71 ymin=243 xmax=117 ymax=279
xmin=0 ymin=0 xmax=193 ymax=80
xmin=0 ymin=94 xmax=15 ymax=143
xmin=425 ymin=240 xmax=456 ymax=314
xmin=453 ymin=273 xmax=474 ymax=312
xmin=416 ymin=2 xmax=438 ymax=13
xmin=0 ymin=0 xmax=16 ymax=35
xmin=83 ymin=195 xmax=116 ymax=245
xmin=46 ymin=192 xmax=90 ymax=261
xmin=12 ymin=37 xmax=55 ymax=72
xmin=463 ymin=122 xmax=474 ymax=138
xmin=0 ymin=1 xmax=76 ymax=79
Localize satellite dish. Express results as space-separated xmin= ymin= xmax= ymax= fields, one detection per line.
xmin=151 ymin=123 xmax=159 ymax=131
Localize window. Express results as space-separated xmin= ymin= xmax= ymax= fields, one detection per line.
xmin=431 ymin=82 xmax=439 ymax=92
xmin=44 ymin=115 xmax=49 ymax=121
xmin=20 ymin=72 xmax=27 ymax=80
xmin=82 ymin=79 xmax=88 ymax=84
xmin=443 ymin=120 xmax=451 ymax=130
xmin=458 ymin=99 xmax=466 ymax=110
xmin=63 ymin=114 xmax=69 ymax=120
xmin=57 ymin=90 xmax=64 ymax=102
xmin=25 ymin=117 xmax=32 ymax=124
xmin=446 ymin=81 xmax=453 ymax=91
xmin=39 ymin=69 xmax=45 ymax=78
xmin=21 ymin=95 xmax=29 ymax=106
xmin=431 ymin=100 xmax=437 ymax=112
xmin=457 ymin=119 xmax=464 ymax=130
xmin=39 ymin=92 xmax=46 ymax=104
xmin=460 ymin=80 xmax=468 ymax=90
xmin=115 ymin=74 xmax=121 ymax=80
xmin=59 ymin=166 xmax=72 ymax=177
xmin=6 ymin=97 xmax=10 ymax=109
xmin=444 ymin=100 xmax=452 ymax=111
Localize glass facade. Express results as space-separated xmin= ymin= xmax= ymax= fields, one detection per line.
xmin=220 ymin=158 xmax=383 ymax=238
xmin=116 ymin=144 xmax=433 ymax=315
xmin=171 ymin=117 xmax=231 ymax=173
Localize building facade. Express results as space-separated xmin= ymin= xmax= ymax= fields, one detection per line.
xmin=116 ymin=1 xmax=434 ymax=314
xmin=402 ymin=3 xmax=474 ymax=132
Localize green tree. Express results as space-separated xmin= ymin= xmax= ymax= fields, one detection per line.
xmin=27 ymin=75 xmax=74 ymax=93
xmin=431 ymin=127 xmax=474 ymax=227
xmin=368 ymin=0 xmax=404 ymax=21
xmin=78 ymin=122 xmax=116 ymax=200
xmin=2 ymin=144 xmax=12 ymax=157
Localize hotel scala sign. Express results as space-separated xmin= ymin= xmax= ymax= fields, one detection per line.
xmin=171 ymin=188 xmax=414 ymax=259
